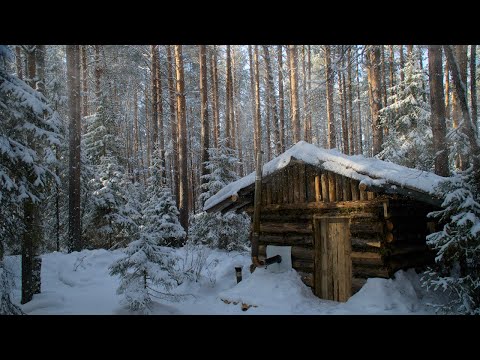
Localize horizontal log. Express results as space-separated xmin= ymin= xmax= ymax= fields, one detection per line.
xmin=351 ymin=252 xmax=384 ymax=266
xmin=260 ymin=222 xmax=312 ymax=234
xmin=350 ymin=221 xmax=384 ymax=234
xmin=386 ymin=232 xmax=394 ymax=243
xmin=298 ymin=271 xmax=314 ymax=287
xmin=259 ymin=234 xmax=314 ymax=246
xmin=353 ymin=265 xmax=390 ymax=278
xmin=260 ymin=213 xmax=313 ymax=221
xmin=352 ymin=277 xmax=367 ymax=294
xmin=292 ymin=259 xmax=314 ymax=272
xmin=385 ymin=220 xmax=394 ymax=232
xmin=245 ymin=199 xmax=389 ymax=213
xmin=291 ymin=246 xmax=314 ymax=261
xmin=388 ymin=245 xmax=429 ymax=256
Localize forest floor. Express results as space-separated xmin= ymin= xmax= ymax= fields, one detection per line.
xmin=5 ymin=247 xmax=446 ymax=315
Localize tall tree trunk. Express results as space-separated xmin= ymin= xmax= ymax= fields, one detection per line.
xmin=356 ymin=46 xmax=363 ymax=155
xmin=133 ymin=87 xmax=139 ymax=182
xmin=156 ymin=46 xmax=165 ymax=181
xmin=452 ymin=45 xmax=469 ymax=170
xmin=225 ymin=45 xmax=232 ymax=148
xmin=444 ymin=45 xmax=480 ymax=177
xmin=389 ymin=45 xmax=395 ymax=103
xmin=307 ymin=45 xmax=312 ymax=144
xmin=325 ymin=45 xmax=336 ymax=149
xmin=210 ymin=45 xmax=220 ymax=149
xmin=445 ymin=57 xmax=451 ymax=121
xmin=381 ymin=46 xmax=388 ymax=110
xmin=230 ymin=47 xmax=236 ymax=153
xmin=248 ymin=45 xmax=257 ymax=157
xmin=277 ymin=45 xmax=285 ymax=153
xmin=199 ymin=45 xmax=209 ymax=199
xmin=35 ymin=45 xmax=45 ymax=95
xmin=418 ymin=47 xmax=427 ymax=103
xmin=80 ymin=45 xmax=88 ymax=117
xmin=407 ymin=45 xmax=413 ymax=62
xmin=174 ymin=45 xmax=188 ymax=235
xmin=471 ymin=45 xmax=478 ymax=133
xmin=67 ymin=45 xmax=82 ymax=253
xmin=254 ymin=45 xmax=262 ymax=156
xmin=367 ymin=45 xmax=383 ymax=156
xmin=302 ymin=45 xmax=308 ymax=142
xmin=399 ymin=45 xmax=405 ymax=84
xmin=264 ymin=63 xmax=271 ymax=161
xmin=94 ymin=45 xmax=101 ymax=105
xmin=347 ymin=46 xmax=354 ymax=155
xmin=166 ymin=45 xmax=179 ymax=204
xmin=15 ymin=46 xmax=23 ymax=80
xmin=22 ymin=46 xmax=40 ymax=304
xmin=339 ymin=56 xmax=348 ymax=154
xmin=151 ymin=45 xmax=159 ymax=150
xmin=263 ymin=45 xmax=281 ymax=157
xmin=428 ymin=45 xmax=449 ymax=177
xmin=232 ymin=48 xmax=244 ymax=176
xmin=289 ymin=45 xmax=301 ymax=143
xmin=145 ymin=88 xmax=151 ymax=172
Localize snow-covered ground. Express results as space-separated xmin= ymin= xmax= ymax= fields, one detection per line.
xmin=5 ymin=248 xmax=444 ymax=315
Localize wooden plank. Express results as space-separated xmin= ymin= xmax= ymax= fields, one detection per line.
xmin=328 ymin=172 xmax=336 ymax=202
xmin=344 ymin=177 xmax=352 ymax=201
xmin=335 ymin=174 xmax=343 ymax=202
xmin=266 ymin=181 xmax=272 ymax=205
xmin=345 ymin=222 xmax=352 ymax=301
xmin=313 ymin=219 xmax=321 ymax=297
xmin=351 ymin=179 xmax=359 ymax=201
xmin=315 ymin=175 xmax=321 ymax=202
xmin=277 ymin=172 xmax=283 ymax=205
xmin=244 ymin=199 xmax=388 ymax=213
xmin=287 ymin=166 xmax=295 ymax=204
xmin=350 ymin=221 xmax=384 ymax=234
xmin=282 ymin=170 xmax=289 ymax=204
xmin=359 ymin=188 xmax=367 ymax=201
xmin=331 ymin=219 xmax=339 ymax=300
xmin=334 ymin=220 xmax=342 ymax=301
xmin=321 ymin=219 xmax=329 ymax=298
xmin=367 ymin=191 xmax=375 ymax=200
xmin=352 ymin=266 xmax=389 ymax=278
xmin=299 ymin=163 xmax=306 ymax=203
xmin=293 ymin=164 xmax=300 ymax=203
xmin=321 ymin=172 xmax=329 ymax=202
xmin=291 ymin=246 xmax=314 ymax=260
xmin=351 ymin=251 xmax=383 ymax=266
xmin=259 ymin=234 xmax=314 ymax=246
xmin=292 ymin=259 xmax=314 ymax=271
xmin=260 ymin=221 xmax=312 ymax=234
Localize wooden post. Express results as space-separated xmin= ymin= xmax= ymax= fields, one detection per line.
xmin=251 ymin=151 xmax=264 ymax=272
xmin=315 ymin=175 xmax=321 ymax=202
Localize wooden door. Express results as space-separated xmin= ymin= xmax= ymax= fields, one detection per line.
xmin=314 ymin=216 xmax=352 ymax=302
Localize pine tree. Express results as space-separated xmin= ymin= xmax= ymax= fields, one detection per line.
xmin=423 ymin=169 xmax=480 ymax=314
xmin=142 ymin=150 xmax=185 ymax=247
xmin=0 ymin=45 xmax=61 ymax=304
xmin=108 ymin=228 xmax=177 ymax=314
xmin=379 ymin=52 xmax=434 ymax=170
xmin=199 ymin=139 xmax=239 ymax=205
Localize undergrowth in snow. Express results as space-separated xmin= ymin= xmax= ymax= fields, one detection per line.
xmin=4 ymin=248 xmax=449 ymax=315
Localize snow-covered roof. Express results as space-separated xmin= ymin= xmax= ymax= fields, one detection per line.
xmin=204 ymin=141 xmax=448 ymax=212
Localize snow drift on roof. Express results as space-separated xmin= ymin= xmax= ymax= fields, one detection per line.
xmin=203 ymin=141 xmax=447 ymax=211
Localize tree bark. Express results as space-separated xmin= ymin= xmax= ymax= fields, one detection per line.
xmin=80 ymin=45 xmax=88 ymax=117
xmin=254 ymin=45 xmax=262 ymax=156
xmin=94 ymin=45 xmax=102 ymax=104
xmin=232 ymin=48 xmax=244 ymax=176
xmin=445 ymin=57 xmax=451 ymax=121
xmin=428 ymin=45 xmax=449 ymax=177
xmin=347 ymin=46 xmax=355 ymax=155
xmin=166 ymin=45 xmax=179 ymax=204
xmin=248 ymin=45 xmax=257 ymax=156
xmin=199 ymin=45 xmax=210 ymax=198
xmin=67 ymin=45 xmax=82 ymax=253
xmin=471 ymin=45 xmax=478 ymax=133
xmin=277 ymin=45 xmax=285 ymax=152
xmin=151 ymin=45 xmax=159 ymax=150
xmin=307 ymin=45 xmax=312 ymax=144
xmin=356 ymin=46 xmax=363 ymax=155
xmin=35 ymin=45 xmax=45 ymax=95
xmin=367 ymin=45 xmax=383 ymax=156
xmin=289 ymin=45 xmax=301 ymax=143
xmin=325 ymin=45 xmax=336 ymax=149
xmin=156 ymin=46 xmax=165 ymax=181
xmin=210 ymin=45 xmax=220 ymax=149
xmin=174 ymin=45 xmax=189 ymax=235
xmin=389 ymin=45 xmax=395 ymax=103
xmin=225 ymin=45 xmax=232 ymax=148
xmin=381 ymin=46 xmax=388 ymax=110
xmin=399 ymin=45 xmax=405 ymax=84
xmin=444 ymin=45 xmax=480 ymax=176
xmin=263 ymin=45 xmax=281 ymax=156
xmin=15 ymin=46 xmax=23 ymax=80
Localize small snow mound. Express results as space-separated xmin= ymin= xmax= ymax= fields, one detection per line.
xmin=218 ymin=268 xmax=318 ymax=313
xmin=344 ymin=269 xmax=427 ymax=314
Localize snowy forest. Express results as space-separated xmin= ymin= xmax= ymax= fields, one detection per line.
xmin=0 ymin=44 xmax=479 ymax=315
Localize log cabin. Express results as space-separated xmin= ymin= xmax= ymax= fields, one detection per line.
xmin=203 ymin=141 xmax=447 ymax=302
